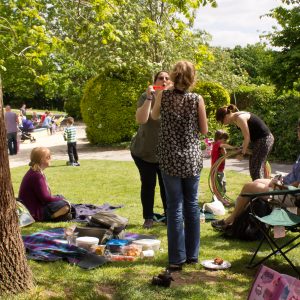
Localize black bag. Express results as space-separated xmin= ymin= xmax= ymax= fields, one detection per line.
xmin=223 ymin=198 xmax=272 ymax=241
xmin=87 ymin=211 xmax=128 ymax=235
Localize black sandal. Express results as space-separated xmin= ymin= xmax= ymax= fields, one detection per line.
xmin=166 ymin=264 xmax=183 ymax=272
xmin=211 ymin=219 xmax=228 ymax=231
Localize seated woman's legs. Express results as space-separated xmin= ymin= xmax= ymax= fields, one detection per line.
xmin=224 ymin=179 xmax=271 ymax=225
xmin=51 ymin=205 xmax=70 ymax=219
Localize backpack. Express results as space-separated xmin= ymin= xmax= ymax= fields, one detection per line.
xmin=223 ymin=198 xmax=272 ymax=241
xmin=87 ymin=211 xmax=128 ymax=235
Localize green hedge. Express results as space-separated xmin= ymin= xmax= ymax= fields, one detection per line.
xmin=81 ymin=71 xmax=147 ymax=145
xmin=193 ymin=81 xmax=230 ymax=135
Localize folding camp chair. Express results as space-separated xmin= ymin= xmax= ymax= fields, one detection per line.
xmin=242 ymin=187 xmax=300 ymax=277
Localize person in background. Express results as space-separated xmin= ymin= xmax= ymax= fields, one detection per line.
xmin=42 ymin=111 xmax=53 ymax=134
xmin=4 ymin=105 xmax=18 ymax=155
xmin=216 ymin=104 xmax=274 ymax=181
xmin=31 ymin=111 xmax=40 ymax=126
xmin=20 ymin=104 xmax=27 ymax=117
xmin=63 ymin=117 xmax=80 ymax=166
xmin=151 ymin=61 xmax=208 ymax=271
xmin=212 ymin=120 xmax=300 ymax=231
xmin=130 ymin=71 xmax=170 ymax=229
xmin=211 ymin=130 xmax=235 ymax=194
xmin=18 ymin=147 xmax=72 ymax=221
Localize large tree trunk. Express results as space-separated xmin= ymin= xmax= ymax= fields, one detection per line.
xmin=0 ymin=76 xmax=33 ymax=295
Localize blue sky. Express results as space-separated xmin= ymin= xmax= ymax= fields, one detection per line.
xmin=194 ymin=0 xmax=281 ymax=48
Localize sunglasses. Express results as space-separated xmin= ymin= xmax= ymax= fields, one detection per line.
xmin=158 ymin=76 xmax=170 ymax=81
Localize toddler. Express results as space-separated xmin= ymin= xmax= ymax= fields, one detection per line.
xmin=211 ymin=130 xmax=235 ymax=193
xmin=64 ymin=117 xmax=80 ymax=166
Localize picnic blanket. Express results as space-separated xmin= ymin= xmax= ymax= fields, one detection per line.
xmin=72 ymin=203 xmax=124 ymax=222
xmin=22 ymin=228 xmax=108 ymax=269
xmin=22 ymin=228 xmax=86 ymax=263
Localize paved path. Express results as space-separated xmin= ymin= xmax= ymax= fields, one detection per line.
xmin=9 ymin=125 xmax=293 ymax=175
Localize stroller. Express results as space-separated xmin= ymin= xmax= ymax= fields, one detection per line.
xmin=20 ymin=119 xmax=36 ymax=143
xmin=20 ymin=128 xmax=36 ymax=143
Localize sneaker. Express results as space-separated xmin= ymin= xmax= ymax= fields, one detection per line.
xmin=143 ymin=219 xmax=153 ymax=229
xmin=74 ymin=162 xmax=80 ymax=166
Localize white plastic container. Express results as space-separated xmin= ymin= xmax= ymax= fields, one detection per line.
xmin=76 ymin=236 xmax=99 ymax=250
xmin=132 ymin=239 xmax=161 ymax=251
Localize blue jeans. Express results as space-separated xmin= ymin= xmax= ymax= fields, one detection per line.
xmin=162 ymin=172 xmax=201 ymax=265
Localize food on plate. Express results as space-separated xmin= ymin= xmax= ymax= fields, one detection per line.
xmin=213 ymin=257 xmax=224 ymax=265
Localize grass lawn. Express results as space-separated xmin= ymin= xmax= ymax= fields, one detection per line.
xmin=8 ymin=160 xmax=300 ymax=299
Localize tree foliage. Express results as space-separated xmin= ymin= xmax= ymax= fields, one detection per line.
xmin=265 ymin=4 xmax=300 ymax=90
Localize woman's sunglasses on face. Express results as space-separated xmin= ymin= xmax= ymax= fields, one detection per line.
xmin=158 ymin=76 xmax=170 ymax=81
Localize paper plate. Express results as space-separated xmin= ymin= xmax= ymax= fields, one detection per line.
xmin=201 ymin=259 xmax=231 ymax=270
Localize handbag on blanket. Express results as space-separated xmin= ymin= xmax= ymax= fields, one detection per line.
xmin=88 ymin=211 xmax=128 ymax=234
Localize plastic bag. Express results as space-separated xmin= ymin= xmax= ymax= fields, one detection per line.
xmin=203 ymin=195 xmax=226 ymax=216
xmin=16 ymin=201 xmax=35 ymax=227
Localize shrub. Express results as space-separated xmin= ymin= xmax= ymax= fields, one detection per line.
xmin=81 ymin=70 xmax=146 ymax=145
xmin=193 ymin=81 xmax=230 ymax=135
xmin=232 ymin=84 xmax=276 ymax=110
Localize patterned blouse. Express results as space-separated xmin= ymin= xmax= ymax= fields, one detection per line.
xmin=157 ymin=89 xmax=203 ymax=178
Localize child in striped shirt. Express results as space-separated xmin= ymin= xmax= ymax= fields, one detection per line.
xmin=64 ymin=117 xmax=80 ymax=166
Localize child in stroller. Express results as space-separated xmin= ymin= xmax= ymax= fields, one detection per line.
xmin=20 ymin=119 xmax=36 ymax=143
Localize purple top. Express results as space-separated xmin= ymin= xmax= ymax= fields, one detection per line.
xmin=4 ymin=111 xmax=18 ymax=133
xmin=18 ymin=169 xmax=63 ymax=221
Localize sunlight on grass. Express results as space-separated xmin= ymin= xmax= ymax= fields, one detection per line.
xmin=10 ymin=160 xmax=298 ymax=300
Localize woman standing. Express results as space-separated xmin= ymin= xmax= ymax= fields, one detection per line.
xmin=151 ymin=61 xmax=208 ymax=270
xmin=130 ymin=71 xmax=170 ymax=229
xmin=216 ymin=105 xmax=274 ymax=181
xmin=19 ymin=147 xmax=71 ymax=221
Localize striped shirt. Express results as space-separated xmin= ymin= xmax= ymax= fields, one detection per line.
xmin=64 ymin=125 xmax=77 ymax=143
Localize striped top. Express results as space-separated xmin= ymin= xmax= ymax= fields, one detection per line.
xmin=64 ymin=125 xmax=77 ymax=143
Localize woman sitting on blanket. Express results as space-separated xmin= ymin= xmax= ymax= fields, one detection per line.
xmin=212 ymin=120 xmax=300 ymax=231
xmin=19 ymin=147 xmax=72 ymax=222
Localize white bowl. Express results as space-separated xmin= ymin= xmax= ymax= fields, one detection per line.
xmin=132 ymin=239 xmax=161 ymax=251
xmin=76 ymin=236 xmax=99 ymax=250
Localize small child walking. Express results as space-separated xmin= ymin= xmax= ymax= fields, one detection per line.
xmin=64 ymin=117 xmax=80 ymax=166
xmin=211 ymin=130 xmax=235 ymax=194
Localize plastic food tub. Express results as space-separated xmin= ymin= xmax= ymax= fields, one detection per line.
xmin=76 ymin=236 xmax=99 ymax=250
xmin=132 ymin=239 xmax=161 ymax=251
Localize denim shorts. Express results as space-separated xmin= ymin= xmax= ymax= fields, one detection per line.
xmin=43 ymin=199 xmax=69 ymax=221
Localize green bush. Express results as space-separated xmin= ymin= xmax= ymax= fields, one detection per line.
xmin=232 ymin=84 xmax=276 ymax=110
xmin=64 ymin=94 xmax=81 ymax=119
xmin=193 ymin=81 xmax=230 ymax=135
xmin=81 ymin=70 xmax=147 ymax=145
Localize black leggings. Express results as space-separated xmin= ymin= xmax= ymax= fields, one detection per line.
xmin=249 ymin=133 xmax=274 ymax=180
xmin=131 ymin=154 xmax=167 ymax=219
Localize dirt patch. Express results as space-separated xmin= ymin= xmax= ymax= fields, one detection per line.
xmin=171 ymin=270 xmax=220 ymax=286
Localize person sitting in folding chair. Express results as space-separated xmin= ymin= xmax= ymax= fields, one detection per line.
xmin=212 ymin=120 xmax=300 ymax=231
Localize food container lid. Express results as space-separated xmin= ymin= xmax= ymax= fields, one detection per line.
xmin=106 ymin=239 xmax=129 ymax=246
xmin=76 ymin=236 xmax=99 ymax=245
xmin=132 ymin=239 xmax=160 ymax=246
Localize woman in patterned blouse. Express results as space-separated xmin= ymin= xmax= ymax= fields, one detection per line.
xmin=151 ymin=61 xmax=208 ymax=271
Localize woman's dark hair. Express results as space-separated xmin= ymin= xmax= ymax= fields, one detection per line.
xmin=153 ymin=71 xmax=169 ymax=83
xmin=216 ymin=104 xmax=239 ymax=123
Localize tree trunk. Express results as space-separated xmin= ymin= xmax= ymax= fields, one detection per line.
xmin=0 ymin=75 xmax=33 ymax=295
